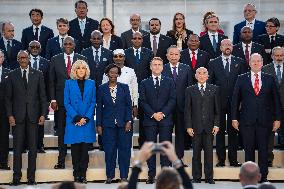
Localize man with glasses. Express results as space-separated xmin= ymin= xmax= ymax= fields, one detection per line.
xmin=233 ymin=3 xmax=266 ymax=44
xmin=121 ymin=14 xmax=148 ymax=49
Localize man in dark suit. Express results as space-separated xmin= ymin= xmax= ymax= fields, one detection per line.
xmin=81 ymin=30 xmax=112 ymax=86
xmin=199 ymin=14 xmax=228 ymax=60
xmin=232 ymin=26 xmax=267 ymax=71
xmin=262 ymin=47 xmax=284 ymax=166
xmin=21 ymin=8 xmax=54 ymax=58
xmin=0 ymin=50 xmax=10 ymax=170
xmin=208 ymin=39 xmax=245 ymax=167
xmin=185 ymin=67 xmax=220 ymax=184
xmin=121 ymin=14 xmax=148 ymax=49
xmin=231 ymin=53 xmax=281 ymax=182
xmin=142 ymin=18 xmax=173 ymax=63
xmin=233 ymin=3 xmax=266 ymax=44
xmin=68 ymin=0 xmax=99 ymax=52
xmin=28 ymin=40 xmax=50 ymax=153
xmin=139 ymin=57 xmax=176 ymax=184
xmin=162 ymin=45 xmax=192 ymax=163
xmin=6 ymin=50 xmax=47 ymax=185
xmin=49 ymin=36 xmax=87 ymax=169
xmin=0 ymin=22 xmax=23 ymax=70
xmin=257 ymin=17 xmax=284 ymax=63
xmin=239 ymin=161 xmax=261 ymax=188
xmin=181 ymin=34 xmax=210 ymax=83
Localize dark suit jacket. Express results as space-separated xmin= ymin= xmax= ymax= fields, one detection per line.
xmin=139 ymin=76 xmax=176 ymax=126
xmin=121 ymin=29 xmax=148 ymax=49
xmin=180 ymin=49 xmax=210 ymax=83
xmin=231 ymin=72 xmax=281 ymax=126
xmin=199 ymin=33 xmax=228 ymax=60
xmin=68 ymin=17 xmax=99 ymax=51
xmin=81 ymin=46 xmax=112 ymax=86
xmin=21 ymin=25 xmax=54 ymax=58
xmin=49 ymin=53 xmax=87 ymax=106
xmin=96 ymin=82 xmax=132 ymax=128
xmin=257 ymin=33 xmax=284 ymax=63
xmin=106 ymin=35 xmax=123 ymax=51
xmin=232 ymin=42 xmax=267 ymax=71
xmin=125 ymin=47 xmax=153 ymax=84
xmin=208 ymin=56 xmax=246 ymax=109
xmin=0 ymin=67 xmax=10 ymax=114
xmin=233 ymin=19 xmax=266 ymax=44
xmin=162 ymin=63 xmax=193 ymax=112
xmin=5 ymin=67 xmax=47 ymax=123
xmin=0 ymin=37 xmax=23 ymax=70
xmin=166 ymin=28 xmax=193 ymax=50
xmin=184 ymin=84 xmax=220 ymax=134
xmin=262 ymin=63 xmax=284 ymax=110
xmin=142 ymin=34 xmax=173 ymax=63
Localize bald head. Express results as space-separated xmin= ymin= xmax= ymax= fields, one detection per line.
xmin=2 ymin=22 xmax=14 ymax=40
xmin=130 ymin=13 xmax=141 ymax=31
xmin=220 ymin=39 xmax=233 ymax=56
xmin=239 ymin=161 xmax=261 ymax=186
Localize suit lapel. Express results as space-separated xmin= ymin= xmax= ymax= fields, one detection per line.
xmin=15 ymin=69 xmax=26 ymax=89
xmin=246 ymin=73 xmax=257 ymax=95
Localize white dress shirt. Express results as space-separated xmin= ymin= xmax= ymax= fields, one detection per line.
xmin=242 ymin=42 xmax=252 ymax=56
xmin=246 ymin=19 xmax=256 ymax=30
xmin=103 ymin=34 xmax=112 ymax=50
xmin=208 ymin=31 xmax=218 ymax=45
xmin=152 ymin=74 xmax=161 ymax=85
xmin=133 ymin=47 xmax=141 ymax=59
xmin=189 ymin=49 xmax=198 ymax=59
xmin=198 ymin=82 xmax=206 ymax=90
xmin=150 ymin=33 xmax=160 ymax=50
xmin=3 ymin=37 xmax=12 ymax=50
xmin=58 ymin=34 xmax=68 ymax=48
xmin=20 ymin=66 xmax=29 ymax=83
xmin=170 ymin=62 xmax=180 ymax=75
xmin=102 ymin=66 xmax=138 ymax=106
xmin=33 ymin=24 xmax=42 ymax=39
xmin=0 ymin=66 xmax=2 ymax=83
xmin=64 ymin=52 xmax=74 ymax=67
xmin=92 ymin=46 xmax=102 ymax=60
xmin=30 ymin=55 xmax=40 ymax=70
xmin=274 ymin=62 xmax=283 ymax=76
xmin=251 ymin=71 xmax=262 ymax=89
xmin=222 ymin=54 xmax=232 ymax=72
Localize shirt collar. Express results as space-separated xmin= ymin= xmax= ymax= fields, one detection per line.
xmin=274 ymin=62 xmax=283 ymax=67
xmin=208 ymin=31 xmax=218 ymax=36
xmin=170 ymin=62 xmax=179 ymax=69
xmin=30 ymin=54 xmax=39 ymax=60
xmin=33 ymin=24 xmax=42 ymax=30
xmin=3 ymin=37 xmax=11 ymax=44
xmin=78 ymin=18 xmax=86 ymax=23
xmin=251 ymin=71 xmax=261 ymax=77
xmin=269 ymin=34 xmax=277 ymax=38
xmin=133 ymin=47 xmax=141 ymax=52
xmin=189 ymin=49 xmax=198 ymax=54
xmin=64 ymin=52 xmax=74 ymax=59
xmin=150 ymin=33 xmax=160 ymax=39
xmin=222 ymin=54 xmax=231 ymax=61
xmin=152 ymin=74 xmax=161 ymax=80
xmin=92 ymin=46 xmax=101 ymax=52
xmin=20 ymin=65 xmax=29 ymax=72
xmin=198 ymin=82 xmax=206 ymax=89
xmin=243 ymin=185 xmax=258 ymax=189
xmin=59 ymin=34 xmax=68 ymax=39
xmin=246 ymin=19 xmax=256 ymax=25
xmin=242 ymin=42 xmax=252 ymax=47
xmin=132 ymin=28 xmax=140 ymax=33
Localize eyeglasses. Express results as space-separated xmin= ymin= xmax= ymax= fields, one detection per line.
xmin=91 ymin=37 xmax=102 ymax=40
xmin=113 ymin=55 xmax=124 ymax=58
xmin=29 ymin=46 xmax=40 ymax=49
xmin=132 ymin=37 xmax=142 ymax=40
xmin=265 ymin=25 xmax=276 ymax=28
xmin=130 ymin=19 xmax=140 ymax=22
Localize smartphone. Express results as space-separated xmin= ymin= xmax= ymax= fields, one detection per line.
xmin=151 ymin=143 xmax=166 ymax=154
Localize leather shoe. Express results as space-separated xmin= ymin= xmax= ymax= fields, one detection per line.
xmin=268 ymin=161 xmax=273 ymax=167
xmin=216 ymin=162 xmax=225 ymax=167
xmin=230 ymin=162 xmax=242 ymax=167
xmin=260 ymin=178 xmax=268 ymax=183
xmin=99 ymin=145 xmax=104 ymax=151
xmin=121 ymin=178 xmax=128 ymax=182
xmin=146 ymin=176 xmax=155 ymax=184
xmin=205 ymin=179 xmax=215 ymax=184
xmin=0 ymin=164 xmax=11 ymax=170
xmin=81 ymin=177 xmax=87 ymax=184
xmin=192 ymin=179 xmax=201 ymax=183
xmin=54 ymin=163 xmax=65 ymax=169
xmin=10 ymin=179 xmax=20 ymax=186
xmin=37 ymin=147 xmax=46 ymax=153
xmin=27 ymin=179 xmax=37 ymax=185
xmin=74 ymin=177 xmax=81 ymax=182
xmin=105 ymin=178 xmax=112 ymax=184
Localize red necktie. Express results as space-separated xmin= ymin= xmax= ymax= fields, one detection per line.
xmin=191 ymin=51 xmax=196 ymax=69
xmin=254 ymin=73 xmax=259 ymax=95
xmin=67 ymin=55 xmax=72 ymax=77
xmin=245 ymin=44 xmax=250 ymax=65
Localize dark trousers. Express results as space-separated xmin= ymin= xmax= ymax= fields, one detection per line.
xmin=0 ymin=112 xmax=9 ymax=166
xmin=192 ymin=130 xmax=214 ymax=180
xmin=57 ymin=106 xmax=67 ymax=164
xmin=216 ymin=106 xmax=239 ymax=163
xmin=138 ymin=105 xmax=145 ymax=148
xmin=12 ymin=116 xmax=38 ymax=180
xmin=240 ymin=123 xmax=269 ymax=179
xmin=71 ymin=142 xmax=89 ymax=178
xmin=268 ymin=131 xmax=275 ymax=163
xmin=102 ymin=126 xmax=132 ymax=179
xmin=144 ymin=124 xmax=173 ymax=177
xmin=174 ymin=110 xmax=191 ymax=159
xmin=37 ymin=125 xmax=44 ymax=149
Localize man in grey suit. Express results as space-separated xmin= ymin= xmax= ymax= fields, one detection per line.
xmin=120 ymin=14 xmax=148 ymax=49
xmin=6 ymin=50 xmax=47 ymax=185
xmin=49 ymin=36 xmax=87 ymax=169
xmin=184 ymin=67 xmax=220 ymax=184
xmin=262 ymin=46 xmax=284 ymax=166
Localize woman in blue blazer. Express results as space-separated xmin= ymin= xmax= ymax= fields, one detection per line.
xmin=64 ymin=60 xmax=96 ymax=183
xmin=96 ymin=64 xmax=132 ymax=184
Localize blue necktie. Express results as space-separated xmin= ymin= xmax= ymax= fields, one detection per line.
xmin=79 ymin=20 xmax=85 ymax=36
xmin=172 ymin=66 xmax=177 ymax=82
xmin=277 ymin=65 xmax=282 ymax=84
xmin=135 ymin=49 xmax=140 ymax=64
xmin=212 ymin=35 xmax=217 ymax=52
xmin=95 ymin=50 xmax=99 ymax=64
xmin=33 ymin=57 xmax=38 ymax=70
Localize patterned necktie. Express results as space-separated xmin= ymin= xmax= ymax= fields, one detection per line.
xmin=95 ymin=50 xmax=99 ymax=64
xmin=245 ymin=44 xmax=250 ymax=65
xmin=135 ymin=49 xmax=140 ymax=64
xmin=153 ymin=35 xmax=157 ymax=56
xmin=7 ymin=40 xmax=12 ymax=59
xmin=212 ymin=35 xmax=217 ymax=52
xmin=79 ymin=20 xmax=85 ymax=36
xmin=270 ymin=36 xmax=275 ymax=48
xmin=35 ymin=27 xmax=39 ymax=40
xmin=67 ymin=55 xmax=72 ymax=78
xmin=191 ymin=51 xmax=196 ymax=69
xmin=200 ymin=84 xmax=205 ymax=96
xmin=254 ymin=73 xmax=260 ymax=95
xmin=33 ymin=57 xmax=38 ymax=70
xmin=23 ymin=69 xmax=28 ymax=89
xmin=225 ymin=58 xmax=230 ymax=77
xmin=277 ymin=64 xmax=282 ymax=84
xmin=172 ymin=66 xmax=177 ymax=82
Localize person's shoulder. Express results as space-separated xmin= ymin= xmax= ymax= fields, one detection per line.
xmin=121 ymin=29 xmax=132 ymax=36
xmin=179 ymin=63 xmax=190 ymax=69
xmin=234 ymin=20 xmax=246 ymax=28
xmin=124 ymin=66 xmax=135 ymax=73
xmin=69 ymin=18 xmax=77 ymax=24
xmin=22 ymin=26 xmax=32 ymax=32
xmin=86 ymin=17 xmax=99 ymax=24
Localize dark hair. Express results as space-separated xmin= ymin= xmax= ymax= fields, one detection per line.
xmin=58 ymin=181 xmax=76 ymax=189
xmin=156 ymin=168 xmax=181 ymax=189
xmin=104 ymin=63 xmax=122 ymax=76
xmin=75 ymin=0 xmax=88 ymax=8
xmin=29 ymin=8 xmax=43 ymax=17
xmin=149 ymin=18 xmax=161 ymax=26
xmin=99 ymin=17 xmax=115 ymax=35
xmin=56 ymin=18 xmax=69 ymax=26
xmin=266 ymin=17 xmax=280 ymax=28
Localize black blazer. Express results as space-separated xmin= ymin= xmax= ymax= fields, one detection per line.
xmin=81 ymin=46 xmax=112 ymax=86
xmin=184 ymin=84 xmax=220 ymax=134
xmin=0 ymin=37 xmax=23 ymax=70
xmin=124 ymin=47 xmax=153 ymax=84
xmin=68 ymin=17 xmax=99 ymax=51
xmin=166 ymin=28 xmax=193 ymax=50
xmin=49 ymin=53 xmax=87 ymax=106
xmin=199 ymin=33 xmax=228 ymax=60
xmin=231 ymin=72 xmax=281 ymax=126
xmin=208 ymin=56 xmax=246 ymax=109
xmin=121 ymin=29 xmax=149 ymax=49
xmin=105 ymin=35 xmax=123 ymax=51
xmin=162 ymin=63 xmax=193 ymax=112
xmin=0 ymin=67 xmax=10 ymax=114
xmin=5 ymin=67 xmax=47 ymax=123
xmin=21 ymin=25 xmax=54 ymax=58
xmin=142 ymin=34 xmax=173 ymax=63
xmin=232 ymin=42 xmax=267 ymax=71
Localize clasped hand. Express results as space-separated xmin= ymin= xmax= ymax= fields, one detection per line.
xmin=75 ymin=118 xmax=87 ymax=126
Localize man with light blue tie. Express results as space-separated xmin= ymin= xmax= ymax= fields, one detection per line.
xmin=262 ymin=46 xmax=284 ymax=166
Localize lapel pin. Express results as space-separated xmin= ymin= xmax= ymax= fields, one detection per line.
xmin=235 ymin=64 xmax=238 ymax=67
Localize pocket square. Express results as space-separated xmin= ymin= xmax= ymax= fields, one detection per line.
xmin=235 ymin=64 xmax=239 ymax=67
xmin=103 ymin=58 xmax=107 ymax=61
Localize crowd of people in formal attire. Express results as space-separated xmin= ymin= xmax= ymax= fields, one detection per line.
xmin=0 ymin=0 xmax=284 ymax=186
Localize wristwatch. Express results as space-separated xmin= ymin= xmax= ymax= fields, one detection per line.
xmin=172 ymin=159 xmax=182 ymax=168
xmin=133 ymin=160 xmax=142 ymax=169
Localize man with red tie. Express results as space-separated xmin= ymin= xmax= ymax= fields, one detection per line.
xmin=231 ymin=53 xmax=281 ymax=182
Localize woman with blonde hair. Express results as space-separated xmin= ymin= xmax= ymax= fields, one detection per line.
xmin=64 ymin=60 xmax=96 ymax=183
xmin=200 ymin=11 xmax=224 ymax=37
